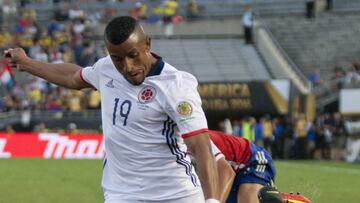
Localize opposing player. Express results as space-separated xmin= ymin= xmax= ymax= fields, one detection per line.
xmin=4 ymin=16 xmax=220 ymax=203
xmin=207 ymin=131 xmax=311 ymax=203
xmin=209 ymin=130 xmax=276 ymax=203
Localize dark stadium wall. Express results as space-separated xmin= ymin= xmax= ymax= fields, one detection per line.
xmin=201 ymin=80 xmax=313 ymax=130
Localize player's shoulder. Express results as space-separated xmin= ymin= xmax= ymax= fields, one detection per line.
xmin=90 ymin=55 xmax=113 ymax=70
xmin=100 ymin=55 xmax=113 ymax=66
xmin=156 ymin=62 xmax=198 ymax=88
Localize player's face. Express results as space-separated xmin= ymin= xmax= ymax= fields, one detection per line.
xmin=107 ymin=30 xmax=153 ymax=86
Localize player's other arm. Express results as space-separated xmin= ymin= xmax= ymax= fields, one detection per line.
xmin=211 ymin=140 xmax=235 ymax=203
xmin=4 ymin=48 xmax=90 ymax=90
xmin=217 ymin=157 xmax=235 ymax=203
xmin=184 ymin=132 xmax=219 ymax=202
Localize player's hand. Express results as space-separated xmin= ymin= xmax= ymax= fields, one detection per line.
xmin=3 ymin=48 xmax=28 ymax=71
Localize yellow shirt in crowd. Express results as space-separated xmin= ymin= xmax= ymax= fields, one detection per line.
xmin=295 ymin=119 xmax=307 ymax=138
xmin=29 ymin=88 xmax=41 ymax=103
xmin=263 ymin=121 xmax=273 ymax=138
xmin=163 ymin=0 xmax=178 ymax=16
xmin=68 ymin=90 xmax=83 ymax=112
xmin=0 ymin=32 xmax=12 ymax=47
xmin=140 ymin=4 xmax=147 ymax=17
xmin=88 ymin=90 xmax=101 ymax=108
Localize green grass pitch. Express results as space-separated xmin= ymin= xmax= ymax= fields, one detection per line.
xmin=0 ymin=159 xmax=359 ymax=203
xmin=275 ymin=161 xmax=360 ymax=203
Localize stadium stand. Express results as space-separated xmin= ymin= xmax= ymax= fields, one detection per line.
xmin=262 ymin=11 xmax=360 ymax=108
xmin=151 ymin=38 xmax=270 ymax=82
xmin=194 ymin=0 xmax=308 ymax=17
xmin=333 ymin=0 xmax=360 ymax=12
xmin=263 ymin=13 xmax=360 ymax=77
xmin=141 ymin=19 xmax=244 ymax=36
xmin=255 ymin=22 xmax=311 ymax=94
xmin=25 ymin=0 xmax=310 ymax=26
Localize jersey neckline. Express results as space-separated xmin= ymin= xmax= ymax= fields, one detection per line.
xmin=146 ymin=53 xmax=164 ymax=77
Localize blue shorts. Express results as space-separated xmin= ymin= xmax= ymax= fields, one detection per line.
xmin=226 ymin=143 xmax=276 ymax=203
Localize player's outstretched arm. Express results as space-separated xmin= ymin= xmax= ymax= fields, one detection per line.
xmin=217 ymin=157 xmax=235 ymax=203
xmin=185 ymin=132 xmax=219 ymax=202
xmin=3 ymin=48 xmax=90 ymax=90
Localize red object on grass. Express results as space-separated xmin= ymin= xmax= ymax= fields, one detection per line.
xmin=280 ymin=192 xmax=312 ymax=203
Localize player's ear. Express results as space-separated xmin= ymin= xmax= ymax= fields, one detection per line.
xmin=145 ymin=36 xmax=151 ymax=51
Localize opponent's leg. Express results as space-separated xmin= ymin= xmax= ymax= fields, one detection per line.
xmin=237 ymin=183 xmax=263 ymax=203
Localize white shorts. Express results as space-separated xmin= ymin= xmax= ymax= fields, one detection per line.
xmin=104 ymin=189 xmax=205 ymax=203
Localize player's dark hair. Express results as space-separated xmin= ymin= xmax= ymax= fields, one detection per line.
xmin=105 ymin=16 xmax=138 ymax=45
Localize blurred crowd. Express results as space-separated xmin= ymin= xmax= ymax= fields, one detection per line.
xmin=308 ymin=63 xmax=360 ymax=91
xmin=332 ymin=62 xmax=360 ymax=89
xmin=127 ymin=0 xmax=198 ymax=37
xmin=0 ymin=0 xmax=200 ymax=113
xmin=307 ymin=63 xmax=360 ymax=108
xmin=0 ymin=1 xmax=106 ymax=112
xmin=218 ymin=112 xmax=359 ymax=162
xmin=0 ymin=80 xmax=101 ymax=112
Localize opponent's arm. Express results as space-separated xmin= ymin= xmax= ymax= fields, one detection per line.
xmin=217 ymin=157 xmax=235 ymax=203
xmin=185 ymin=132 xmax=219 ymax=202
xmin=4 ymin=48 xmax=90 ymax=90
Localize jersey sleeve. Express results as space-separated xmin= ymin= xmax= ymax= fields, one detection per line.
xmin=80 ymin=58 xmax=104 ymax=90
xmin=210 ymin=141 xmax=225 ymax=161
xmin=164 ymin=72 xmax=208 ymax=138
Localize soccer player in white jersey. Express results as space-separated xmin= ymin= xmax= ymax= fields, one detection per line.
xmin=4 ymin=16 xmax=220 ymax=203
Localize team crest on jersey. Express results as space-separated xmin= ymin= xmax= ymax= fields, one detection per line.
xmin=138 ymin=86 xmax=156 ymax=104
xmin=177 ymin=101 xmax=193 ymax=117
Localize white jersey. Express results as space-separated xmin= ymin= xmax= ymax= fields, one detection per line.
xmin=81 ymin=55 xmax=208 ymax=201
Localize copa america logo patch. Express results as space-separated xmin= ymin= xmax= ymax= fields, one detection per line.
xmin=177 ymin=101 xmax=193 ymax=117
xmin=138 ymin=86 xmax=156 ymax=104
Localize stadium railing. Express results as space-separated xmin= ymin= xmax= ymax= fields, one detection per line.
xmin=0 ymin=110 xmax=101 ymax=130
xmin=255 ymin=15 xmax=312 ymax=94
xmin=0 ymin=111 xmax=21 ymax=129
